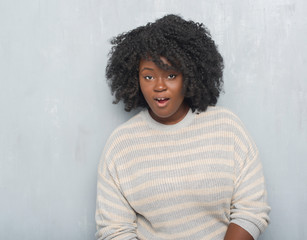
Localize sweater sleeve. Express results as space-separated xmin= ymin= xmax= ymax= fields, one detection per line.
xmin=95 ymin=153 xmax=138 ymax=240
xmin=230 ymin=122 xmax=270 ymax=240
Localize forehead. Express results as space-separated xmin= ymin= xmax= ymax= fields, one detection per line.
xmin=139 ymin=56 xmax=173 ymax=71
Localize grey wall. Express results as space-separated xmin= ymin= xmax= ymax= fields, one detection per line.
xmin=1 ymin=0 xmax=306 ymax=239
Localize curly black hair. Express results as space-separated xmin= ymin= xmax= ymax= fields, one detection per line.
xmin=106 ymin=14 xmax=224 ymax=112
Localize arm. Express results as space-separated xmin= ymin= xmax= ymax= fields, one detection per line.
xmin=228 ymin=120 xmax=270 ymax=240
xmin=95 ymin=155 xmax=138 ymax=240
xmin=224 ymin=223 xmax=253 ymax=240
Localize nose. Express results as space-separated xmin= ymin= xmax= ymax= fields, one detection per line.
xmin=154 ymin=77 xmax=167 ymax=92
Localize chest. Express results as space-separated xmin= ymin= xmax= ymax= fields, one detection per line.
xmin=115 ymin=135 xmax=235 ymax=216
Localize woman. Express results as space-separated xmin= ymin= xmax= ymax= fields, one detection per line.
xmin=95 ymin=14 xmax=270 ymax=240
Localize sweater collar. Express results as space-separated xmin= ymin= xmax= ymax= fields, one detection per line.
xmin=141 ymin=108 xmax=195 ymax=131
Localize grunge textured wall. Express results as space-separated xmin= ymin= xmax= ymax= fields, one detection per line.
xmin=0 ymin=0 xmax=306 ymax=239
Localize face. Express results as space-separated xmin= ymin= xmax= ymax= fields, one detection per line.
xmin=139 ymin=57 xmax=189 ymax=125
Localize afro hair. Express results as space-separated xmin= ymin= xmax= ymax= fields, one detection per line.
xmin=106 ymin=14 xmax=224 ymax=112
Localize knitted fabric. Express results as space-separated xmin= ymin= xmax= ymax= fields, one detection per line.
xmin=95 ymin=106 xmax=270 ymax=240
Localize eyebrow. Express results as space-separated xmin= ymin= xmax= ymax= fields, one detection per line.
xmin=140 ymin=67 xmax=154 ymax=72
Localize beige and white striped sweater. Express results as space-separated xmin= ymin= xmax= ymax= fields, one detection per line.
xmin=95 ymin=106 xmax=270 ymax=240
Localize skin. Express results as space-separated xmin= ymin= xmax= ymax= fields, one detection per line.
xmin=224 ymin=223 xmax=254 ymax=240
xmin=139 ymin=57 xmax=189 ymax=125
xmin=139 ymin=57 xmax=254 ymax=239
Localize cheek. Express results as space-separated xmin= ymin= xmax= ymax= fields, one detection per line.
xmin=139 ymin=80 xmax=145 ymax=94
xmin=139 ymin=82 xmax=150 ymax=99
xmin=170 ymin=81 xmax=184 ymax=97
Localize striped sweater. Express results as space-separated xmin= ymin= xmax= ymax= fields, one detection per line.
xmin=95 ymin=106 xmax=270 ymax=240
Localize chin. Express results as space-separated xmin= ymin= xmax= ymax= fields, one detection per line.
xmin=151 ymin=109 xmax=174 ymax=118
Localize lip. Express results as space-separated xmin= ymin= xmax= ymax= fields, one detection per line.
xmin=154 ymin=97 xmax=170 ymax=108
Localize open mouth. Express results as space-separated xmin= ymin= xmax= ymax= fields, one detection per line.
xmin=155 ymin=97 xmax=170 ymax=104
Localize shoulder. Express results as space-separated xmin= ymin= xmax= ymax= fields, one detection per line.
xmin=106 ymin=110 xmax=147 ymax=147
xmin=197 ymin=106 xmax=255 ymax=146
xmin=101 ymin=110 xmax=148 ymax=164
xmin=108 ymin=110 xmax=146 ymax=139
xmin=196 ymin=105 xmax=244 ymax=126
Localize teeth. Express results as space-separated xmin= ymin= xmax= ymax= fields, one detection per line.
xmin=156 ymin=98 xmax=167 ymax=100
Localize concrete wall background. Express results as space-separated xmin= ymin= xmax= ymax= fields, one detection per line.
xmin=0 ymin=0 xmax=306 ymax=239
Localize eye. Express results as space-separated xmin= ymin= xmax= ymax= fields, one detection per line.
xmin=168 ymin=74 xmax=176 ymax=79
xmin=144 ymin=76 xmax=153 ymax=80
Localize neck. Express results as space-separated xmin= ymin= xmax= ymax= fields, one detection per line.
xmin=149 ymin=102 xmax=190 ymax=125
